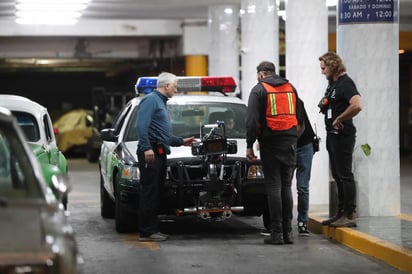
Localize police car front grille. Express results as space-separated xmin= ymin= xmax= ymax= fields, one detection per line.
xmin=167 ymin=162 xmax=238 ymax=185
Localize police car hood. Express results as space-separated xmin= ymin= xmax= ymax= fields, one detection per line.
xmin=169 ymin=138 xmax=248 ymax=160
xmin=124 ymin=138 xmax=250 ymax=161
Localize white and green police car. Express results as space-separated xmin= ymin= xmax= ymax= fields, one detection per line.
xmin=98 ymin=76 xmax=268 ymax=233
xmin=0 ymin=95 xmax=69 ymax=209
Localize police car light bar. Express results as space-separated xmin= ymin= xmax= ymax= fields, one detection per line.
xmin=135 ymin=77 xmax=157 ymax=95
xmin=135 ymin=76 xmax=236 ymax=95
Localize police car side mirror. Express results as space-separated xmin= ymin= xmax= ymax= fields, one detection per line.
xmin=100 ymin=128 xmax=117 ymax=142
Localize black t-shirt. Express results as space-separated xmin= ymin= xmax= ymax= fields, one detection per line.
xmin=324 ymin=73 xmax=360 ymax=135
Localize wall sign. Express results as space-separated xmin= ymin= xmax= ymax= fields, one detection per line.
xmin=339 ymin=0 xmax=398 ymax=24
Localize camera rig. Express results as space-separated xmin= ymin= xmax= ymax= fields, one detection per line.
xmin=177 ymin=120 xmax=242 ymax=221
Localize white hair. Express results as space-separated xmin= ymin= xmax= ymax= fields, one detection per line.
xmin=157 ymin=72 xmax=177 ymax=88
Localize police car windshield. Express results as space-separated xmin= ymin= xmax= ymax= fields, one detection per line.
xmin=124 ymin=102 xmax=246 ymax=142
xmin=169 ymin=102 xmax=246 ymax=138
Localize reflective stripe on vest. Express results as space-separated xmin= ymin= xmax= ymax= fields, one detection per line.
xmin=261 ymin=82 xmax=298 ymax=131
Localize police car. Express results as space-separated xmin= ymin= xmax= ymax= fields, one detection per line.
xmin=98 ymin=76 xmax=268 ymax=233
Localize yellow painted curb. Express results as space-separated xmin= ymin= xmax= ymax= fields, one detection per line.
xmin=400 ymin=213 xmax=412 ymax=222
xmin=308 ymin=215 xmax=412 ymax=273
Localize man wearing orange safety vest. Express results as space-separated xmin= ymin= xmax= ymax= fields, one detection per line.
xmin=246 ymin=61 xmax=302 ymax=245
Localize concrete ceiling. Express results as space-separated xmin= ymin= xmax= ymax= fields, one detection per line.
xmin=0 ymin=0 xmax=411 ymax=73
xmin=0 ymin=0 xmax=410 ymax=27
xmin=0 ymin=0 xmax=242 ymax=21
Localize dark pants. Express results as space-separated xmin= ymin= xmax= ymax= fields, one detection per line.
xmin=137 ymin=151 xmax=167 ymax=237
xmin=260 ymin=141 xmax=296 ymax=233
xmin=326 ymin=133 xmax=356 ymax=214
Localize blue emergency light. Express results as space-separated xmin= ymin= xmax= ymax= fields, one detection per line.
xmin=135 ymin=77 xmax=158 ymax=94
xmin=135 ymin=76 xmax=237 ymax=95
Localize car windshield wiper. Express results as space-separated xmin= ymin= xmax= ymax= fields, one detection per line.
xmin=0 ymin=196 xmax=8 ymax=207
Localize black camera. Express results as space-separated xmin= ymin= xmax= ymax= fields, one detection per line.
xmin=191 ymin=121 xmax=237 ymax=156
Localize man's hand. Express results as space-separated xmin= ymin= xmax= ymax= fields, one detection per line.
xmin=246 ymin=147 xmax=257 ymax=162
xmin=333 ymin=94 xmax=362 ymax=129
xmin=183 ymin=136 xmax=195 ymax=146
xmin=332 ymin=117 xmax=344 ymax=130
xmin=144 ymin=149 xmax=155 ymax=164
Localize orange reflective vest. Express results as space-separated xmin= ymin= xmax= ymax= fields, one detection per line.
xmin=261 ymin=82 xmax=298 ymax=131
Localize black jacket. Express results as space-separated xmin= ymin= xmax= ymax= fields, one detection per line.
xmin=297 ymin=100 xmax=316 ymax=148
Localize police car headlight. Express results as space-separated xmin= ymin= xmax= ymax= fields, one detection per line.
xmin=121 ymin=165 xmax=140 ymax=180
xmin=247 ymin=165 xmax=264 ymax=179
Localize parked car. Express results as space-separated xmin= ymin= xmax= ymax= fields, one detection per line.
xmin=0 ymin=106 xmax=78 ymax=274
xmin=99 ymin=76 xmax=268 ymax=233
xmin=53 ymin=109 xmax=95 ymax=157
xmin=0 ymin=94 xmax=69 ymax=209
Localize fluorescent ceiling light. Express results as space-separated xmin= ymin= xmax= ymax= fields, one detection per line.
xmin=247 ymin=5 xmax=256 ymax=14
xmin=15 ymin=0 xmax=91 ymax=25
xmin=224 ymin=8 xmax=233 ymax=15
xmin=16 ymin=3 xmax=88 ymax=11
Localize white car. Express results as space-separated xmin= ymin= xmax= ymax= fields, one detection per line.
xmin=0 ymin=94 xmax=69 ymax=208
xmin=98 ymin=76 xmax=268 ymax=233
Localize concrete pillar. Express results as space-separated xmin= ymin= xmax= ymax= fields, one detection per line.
xmin=208 ymin=5 xmax=240 ymax=95
xmin=185 ymin=55 xmax=208 ymax=76
xmin=182 ymin=20 xmax=209 ymax=76
xmin=285 ymin=0 xmax=329 ymax=206
xmin=240 ymin=0 xmax=278 ymax=102
xmin=337 ymin=0 xmax=400 ymax=216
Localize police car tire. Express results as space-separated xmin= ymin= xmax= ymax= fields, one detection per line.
xmin=100 ymin=173 xmax=115 ymax=218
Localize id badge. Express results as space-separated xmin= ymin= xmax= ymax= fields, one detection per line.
xmin=327 ymin=108 xmax=332 ymax=119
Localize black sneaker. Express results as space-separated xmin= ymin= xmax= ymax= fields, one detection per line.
xmin=298 ymin=222 xmax=310 ymax=237
xmin=263 ymin=232 xmax=283 ymax=245
xmin=260 ymin=228 xmax=271 ymax=236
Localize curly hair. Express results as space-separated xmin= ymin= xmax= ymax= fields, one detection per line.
xmin=318 ymin=52 xmax=346 ymax=76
